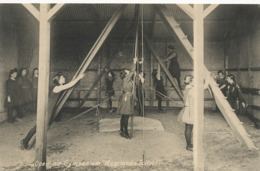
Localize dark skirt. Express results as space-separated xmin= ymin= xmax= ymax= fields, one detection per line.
xmin=106 ymin=90 xmax=115 ymax=97
xmin=117 ymin=93 xmax=133 ymax=115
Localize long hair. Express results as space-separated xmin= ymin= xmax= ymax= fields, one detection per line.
xmin=32 ymin=68 xmax=38 ymax=77
xmin=53 ymin=72 xmax=63 ymax=86
xmin=120 ymin=68 xmax=127 ymax=80
xmin=19 ymin=68 xmax=27 ymax=77
xmin=9 ymin=68 xmax=18 ymax=78
xmin=227 ymin=74 xmax=236 ymax=82
xmin=184 ymin=75 xmax=193 ymax=85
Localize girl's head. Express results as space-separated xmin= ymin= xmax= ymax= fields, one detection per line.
xmin=152 ymin=69 xmax=157 ymax=79
xmin=184 ymin=75 xmax=193 ymax=85
xmin=20 ymin=68 xmax=27 ymax=77
xmin=226 ymin=74 xmax=235 ymax=84
xmin=32 ymin=68 xmax=38 ymax=77
xmin=53 ymin=72 xmax=65 ymax=86
xmin=9 ymin=68 xmax=18 ymax=79
xmin=217 ymin=70 xmax=224 ymax=78
xmin=120 ymin=68 xmax=129 ymax=80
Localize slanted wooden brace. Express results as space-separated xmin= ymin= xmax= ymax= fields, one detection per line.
xmin=155 ymin=4 xmax=258 ymax=150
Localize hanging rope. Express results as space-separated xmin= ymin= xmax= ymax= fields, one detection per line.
xmin=141 ymin=4 xmax=146 ymax=165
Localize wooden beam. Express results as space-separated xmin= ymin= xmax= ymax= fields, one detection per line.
xmin=24 ymin=5 xmax=128 ymax=148
xmin=49 ymin=5 xmax=128 ymax=126
xmin=193 ymin=4 xmax=204 ymax=171
xmin=155 ymin=5 xmax=194 ymax=58
xmin=22 ymin=3 xmax=40 ymax=21
xmin=176 ymin=4 xmax=194 ymax=19
xmin=35 ymin=4 xmax=50 ymax=171
xmin=204 ymin=4 xmax=219 ymax=18
xmin=77 ymin=21 xmax=134 ymax=108
xmin=155 ymin=4 xmax=257 ymax=150
xmin=143 ymin=33 xmax=184 ymax=101
xmin=47 ymin=3 xmax=65 ymax=21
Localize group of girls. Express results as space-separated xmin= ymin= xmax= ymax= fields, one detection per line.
xmin=5 ymin=68 xmax=38 ymax=123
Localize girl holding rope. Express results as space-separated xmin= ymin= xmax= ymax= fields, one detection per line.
xmin=152 ymin=64 xmax=166 ymax=112
xmin=117 ymin=57 xmax=139 ymax=139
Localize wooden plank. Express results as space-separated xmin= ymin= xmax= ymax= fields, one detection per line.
xmin=204 ymin=4 xmax=219 ymax=18
xmin=77 ymin=20 xmax=134 ymax=108
xmin=143 ymin=34 xmax=184 ymax=101
xmin=47 ymin=3 xmax=65 ymax=21
xmin=21 ymin=3 xmax=40 ymax=21
xmin=155 ymin=5 xmax=194 ymax=58
xmin=176 ymin=4 xmax=194 ymax=19
xmin=35 ymin=4 xmax=50 ymax=171
xmin=155 ymin=4 xmax=257 ymax=150
xmin=49 ymin=5 xmax=128 ymax=124
xmin=193 ymin=4 xmax=204 ymax=171
xmin=210 ymin=77 xmax=258 ymax=150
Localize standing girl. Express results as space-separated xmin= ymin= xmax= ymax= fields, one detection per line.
xmin=117 ymin=57 xmax=137 ymax=139
xmin=105 ymin=69 xmax=115 ymax=113
xmin=31 ymin=68 xmax=38 ymax=113
xmin=17 ymin=68 xmax=32 ymax=115
xmin=152 ymin=64 xmax=166 ymax=112
xmin=5 ymin=68 xmax=20 ymax=123
xmin=178 ymin=74 xmax=209 ymax=151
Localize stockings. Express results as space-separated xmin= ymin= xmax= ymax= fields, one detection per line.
xmin=108 ymin=99 xmax=112 ymax=110
xmin=120 ymin=115 xmax=130 ymax=135
xmin=185 ymin=124 xmax=193 ymax=148
xmin=158 ymin=97 xmax=162 ymax=110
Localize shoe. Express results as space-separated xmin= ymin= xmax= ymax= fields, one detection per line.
xmin=124 ymin=132 xmax=131 ymax=139
xmin=186 ymin=146 xmax=193 ymax=151
xmin=251 ymin=123 xmax=256 ymax=127
xmin=20 ymin=139 xmax=27 ymax=150
xmin=7 ymin=120 xmax=13 ymax=124
xmin=158 ymin=109 xmax=165 ymax=113
xmin=118 ymin=131 xmax=126 ymax=138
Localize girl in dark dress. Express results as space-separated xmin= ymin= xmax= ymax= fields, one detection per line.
xmin=152 ymin=64 xmax=166 ymax=112
xmin=136 ymin=71 xmax=145 ymax=116
xmin=5 ymin=68 xmax=20 ymax=123
xmin=31 ymin=68 xmax=38 ymax=113
xmin=163 ymin=45 xmax=181 ymax=89
xmin=226 ymin=74 xmax=246 ymax=115
xmin=117 ymin=57 xmax=137 ymax=139
xmin=17 ymin=68 xmax=32 ymax=115
xmin=215 ymin=70 xmax=227 ymax=96
xmin=105 ymin=69 xmax=115 ymax=113
xmin=20 ymin=72 xmax=85 ymax=150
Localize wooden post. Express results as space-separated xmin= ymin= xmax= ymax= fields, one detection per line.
xmin=193 ymin=4 xmax=204 ymax=171
xmin=35 ymin=4 xmax=50 ymax=171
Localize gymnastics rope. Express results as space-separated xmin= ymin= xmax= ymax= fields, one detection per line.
xmin=141 ymin=4 xmax=146 ymax=165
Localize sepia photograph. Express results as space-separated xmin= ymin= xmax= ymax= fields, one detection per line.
xmin=0 ymin=2 xmax=260 ymax=171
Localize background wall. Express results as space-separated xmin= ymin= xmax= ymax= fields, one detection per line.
xmin=0 ymin=5 xmax=19 ymax=120
xmin=50 ymin=38 xmax=223 ymax=109
xmin=226 ymin=5 xmax=260 ymax=119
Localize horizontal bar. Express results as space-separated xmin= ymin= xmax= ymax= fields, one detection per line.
xmin=241 ymin=87 xmax=260 ymax=95
xmin=226 ymin=67 xmax=260 ymax=71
